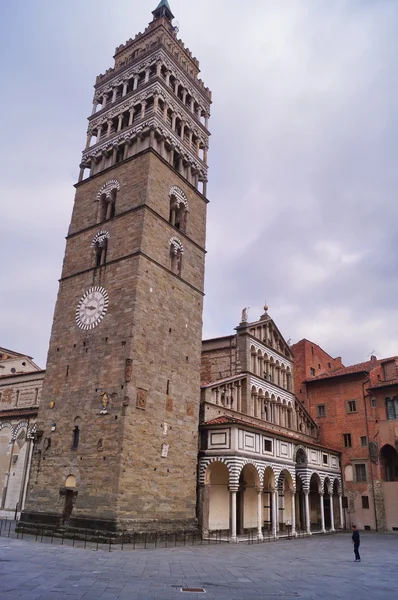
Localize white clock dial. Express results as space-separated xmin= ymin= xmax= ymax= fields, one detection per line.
xmin=76 ymin=286 xmax=109 ymax=331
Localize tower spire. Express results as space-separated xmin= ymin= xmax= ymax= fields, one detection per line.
xmin=152 ymin=0 xmax=174 ymax=21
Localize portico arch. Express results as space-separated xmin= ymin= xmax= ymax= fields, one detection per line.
xmin=238 ymin=464 xmax=260 ymax=535
xmin=278 ymin=470 xmax=294 ymax=532
xmin=263 ymin=466 xmax=275 ymax=532
xmin=205 ymin=461 xmax=230 ymax=533
xmin=310 ymin=473 xmax=322 ymax=531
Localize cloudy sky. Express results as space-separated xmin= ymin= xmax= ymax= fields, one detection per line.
xmin=1 ymin=0 xmax=397 ymax=369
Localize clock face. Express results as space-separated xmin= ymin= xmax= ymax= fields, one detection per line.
xmin=76 ymin=286 xmax=109 ymax=331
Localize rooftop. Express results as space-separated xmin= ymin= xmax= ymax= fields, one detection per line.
xmin=305 ymin=356 xmax=398 ymax=383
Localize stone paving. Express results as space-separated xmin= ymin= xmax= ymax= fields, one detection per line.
xmin=0 ymin=533 xmax=397 ymax=600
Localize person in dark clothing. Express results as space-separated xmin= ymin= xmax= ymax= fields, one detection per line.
xmin=352 ymin=525 xmax=361 ymax=561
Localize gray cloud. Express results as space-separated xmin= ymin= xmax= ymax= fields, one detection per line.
xmin=1 ymin=0 xmax=397 ymax=367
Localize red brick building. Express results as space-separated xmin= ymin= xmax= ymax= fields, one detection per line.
xmin=292 ymin=339 xmax=398 ymax=532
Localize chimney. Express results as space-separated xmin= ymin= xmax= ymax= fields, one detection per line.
xmin=370 ymin=355 xmax=377 ymax=363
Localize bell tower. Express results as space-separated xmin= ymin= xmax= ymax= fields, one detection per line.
xmin=20 ymin=1 xmax=211 ymax=535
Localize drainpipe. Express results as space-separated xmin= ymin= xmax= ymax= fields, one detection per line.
xmin=362 ymin=376 xmax=378 ymax=531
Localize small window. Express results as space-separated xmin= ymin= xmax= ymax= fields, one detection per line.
xmin=362 ymin=496 xmax=370 ymax=509
xmin=310 ymin=368 xmax=316 ymax=377
xmin=264 ymin=439 xmax=272 ymax=453
xmin=72 ymin=426 xmax=80 ymax=450
xmin=342 ymin=496 xmax=348 ymax=509
xmin=360 ymin=436 xmax=368 ymax=447
xmin=323 ymin=454 xmax=328 ymax=465
xmin=317 ymin=404 xmax=326 ymax=417
xmin=169 ymin=237 xmax=183 ymax=276
xmin=386 ymin=397 xmax=398 ymax=420
xmin=370 ymin=397 xmax=377 ymax=408
xmin=328 ymin=362 xmax=331 ymax=368
xmin=346 ymin=400 xmax=357 ymax=413
xmin=318 ymin=364 xmax=321 ymax=369
xmin=355 ymin=463 xmax=367 ymax=482
xmin=169 ymin=186 xmax=188 ymax=233
xmin=343 ymin=433 xmax=352 ymax=448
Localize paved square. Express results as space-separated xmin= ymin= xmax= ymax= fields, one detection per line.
xmin=1 ymin=533 xmax=397 ymax=600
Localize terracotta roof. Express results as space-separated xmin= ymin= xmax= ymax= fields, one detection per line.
xmin=206 ymin=416 xmax=238 ymax=425
xmin=368 ymin=378 xmax=398 ymax=390
xmin=204 ymin=415 xmax=341 ymax=454
xmin=305 ymin=357 xmax=398 ymax=382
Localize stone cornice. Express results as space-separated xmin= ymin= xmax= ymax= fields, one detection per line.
xmin=59 ymin=250 xmax=205 ymax=297
xmin=75 ymin=147 xmax=210 ymax=204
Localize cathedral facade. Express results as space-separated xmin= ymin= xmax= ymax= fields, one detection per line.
xmin=19 ymin=2 xmax=344 ymax=540
xmin=199 ymin=308 xmax=343 ymax=540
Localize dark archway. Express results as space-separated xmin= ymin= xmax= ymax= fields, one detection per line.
xmin=380 ymin=444 xmax=398 ymax=482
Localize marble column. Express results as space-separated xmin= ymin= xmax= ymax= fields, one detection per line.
xmin=339 ymin=494 xmax=344 ymax=529
xmin=320 ymin=493 xmax=326 ymax=533
xmin=329 ymin=493 xmax=335 ymax=532
xmin=230 ymin=489 xmax=238 ymax=543
xmin=122 ymin=81 xmax=128 ymax=96
xmin=304 ymin=490 xmax=311 ymax=534
xmin=272 ymin=490 xmax=277 ymax=538
xmin=133 ymin=75 xmax=139 ymax=91
xmin=257 ymin=489 xmax=263 ymax=540
xmin=291 ymin=492 xmax=296 ymax=536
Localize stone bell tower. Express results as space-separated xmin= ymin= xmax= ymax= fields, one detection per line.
xmin=20 ymin=0 xmax=211 ymax=535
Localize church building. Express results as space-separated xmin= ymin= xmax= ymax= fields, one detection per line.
xmin=0 ymin=348 xmax=43 ymax=517
xmin=199 ymin=308 xmax=343 ymax=540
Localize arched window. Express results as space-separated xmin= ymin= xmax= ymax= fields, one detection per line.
xmin=380 ymin=444 xmax=398 ymax=481
xmin=97 ymin=180 xmax=121 ymax=222
xmin=169 ymin=186 xmax=188 ymax=232
xmin=386 ymin=397 xmax=398 ymax=420
xmin=92 ymin=231 xmax=110 ymax=267
xmin=169 ymin=237 xmax=183 ymax=276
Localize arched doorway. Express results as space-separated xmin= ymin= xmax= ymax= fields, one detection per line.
xmin=205 ymin=462 xmax=230 ymax=534
xmin=238 ymin=464 xmax=260 ymax=535
xmin=380 ymin=445 xmax=398 ymax=482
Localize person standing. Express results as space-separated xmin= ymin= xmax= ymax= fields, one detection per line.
xmin=352 ymin=525 xmax=361 ymax=562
